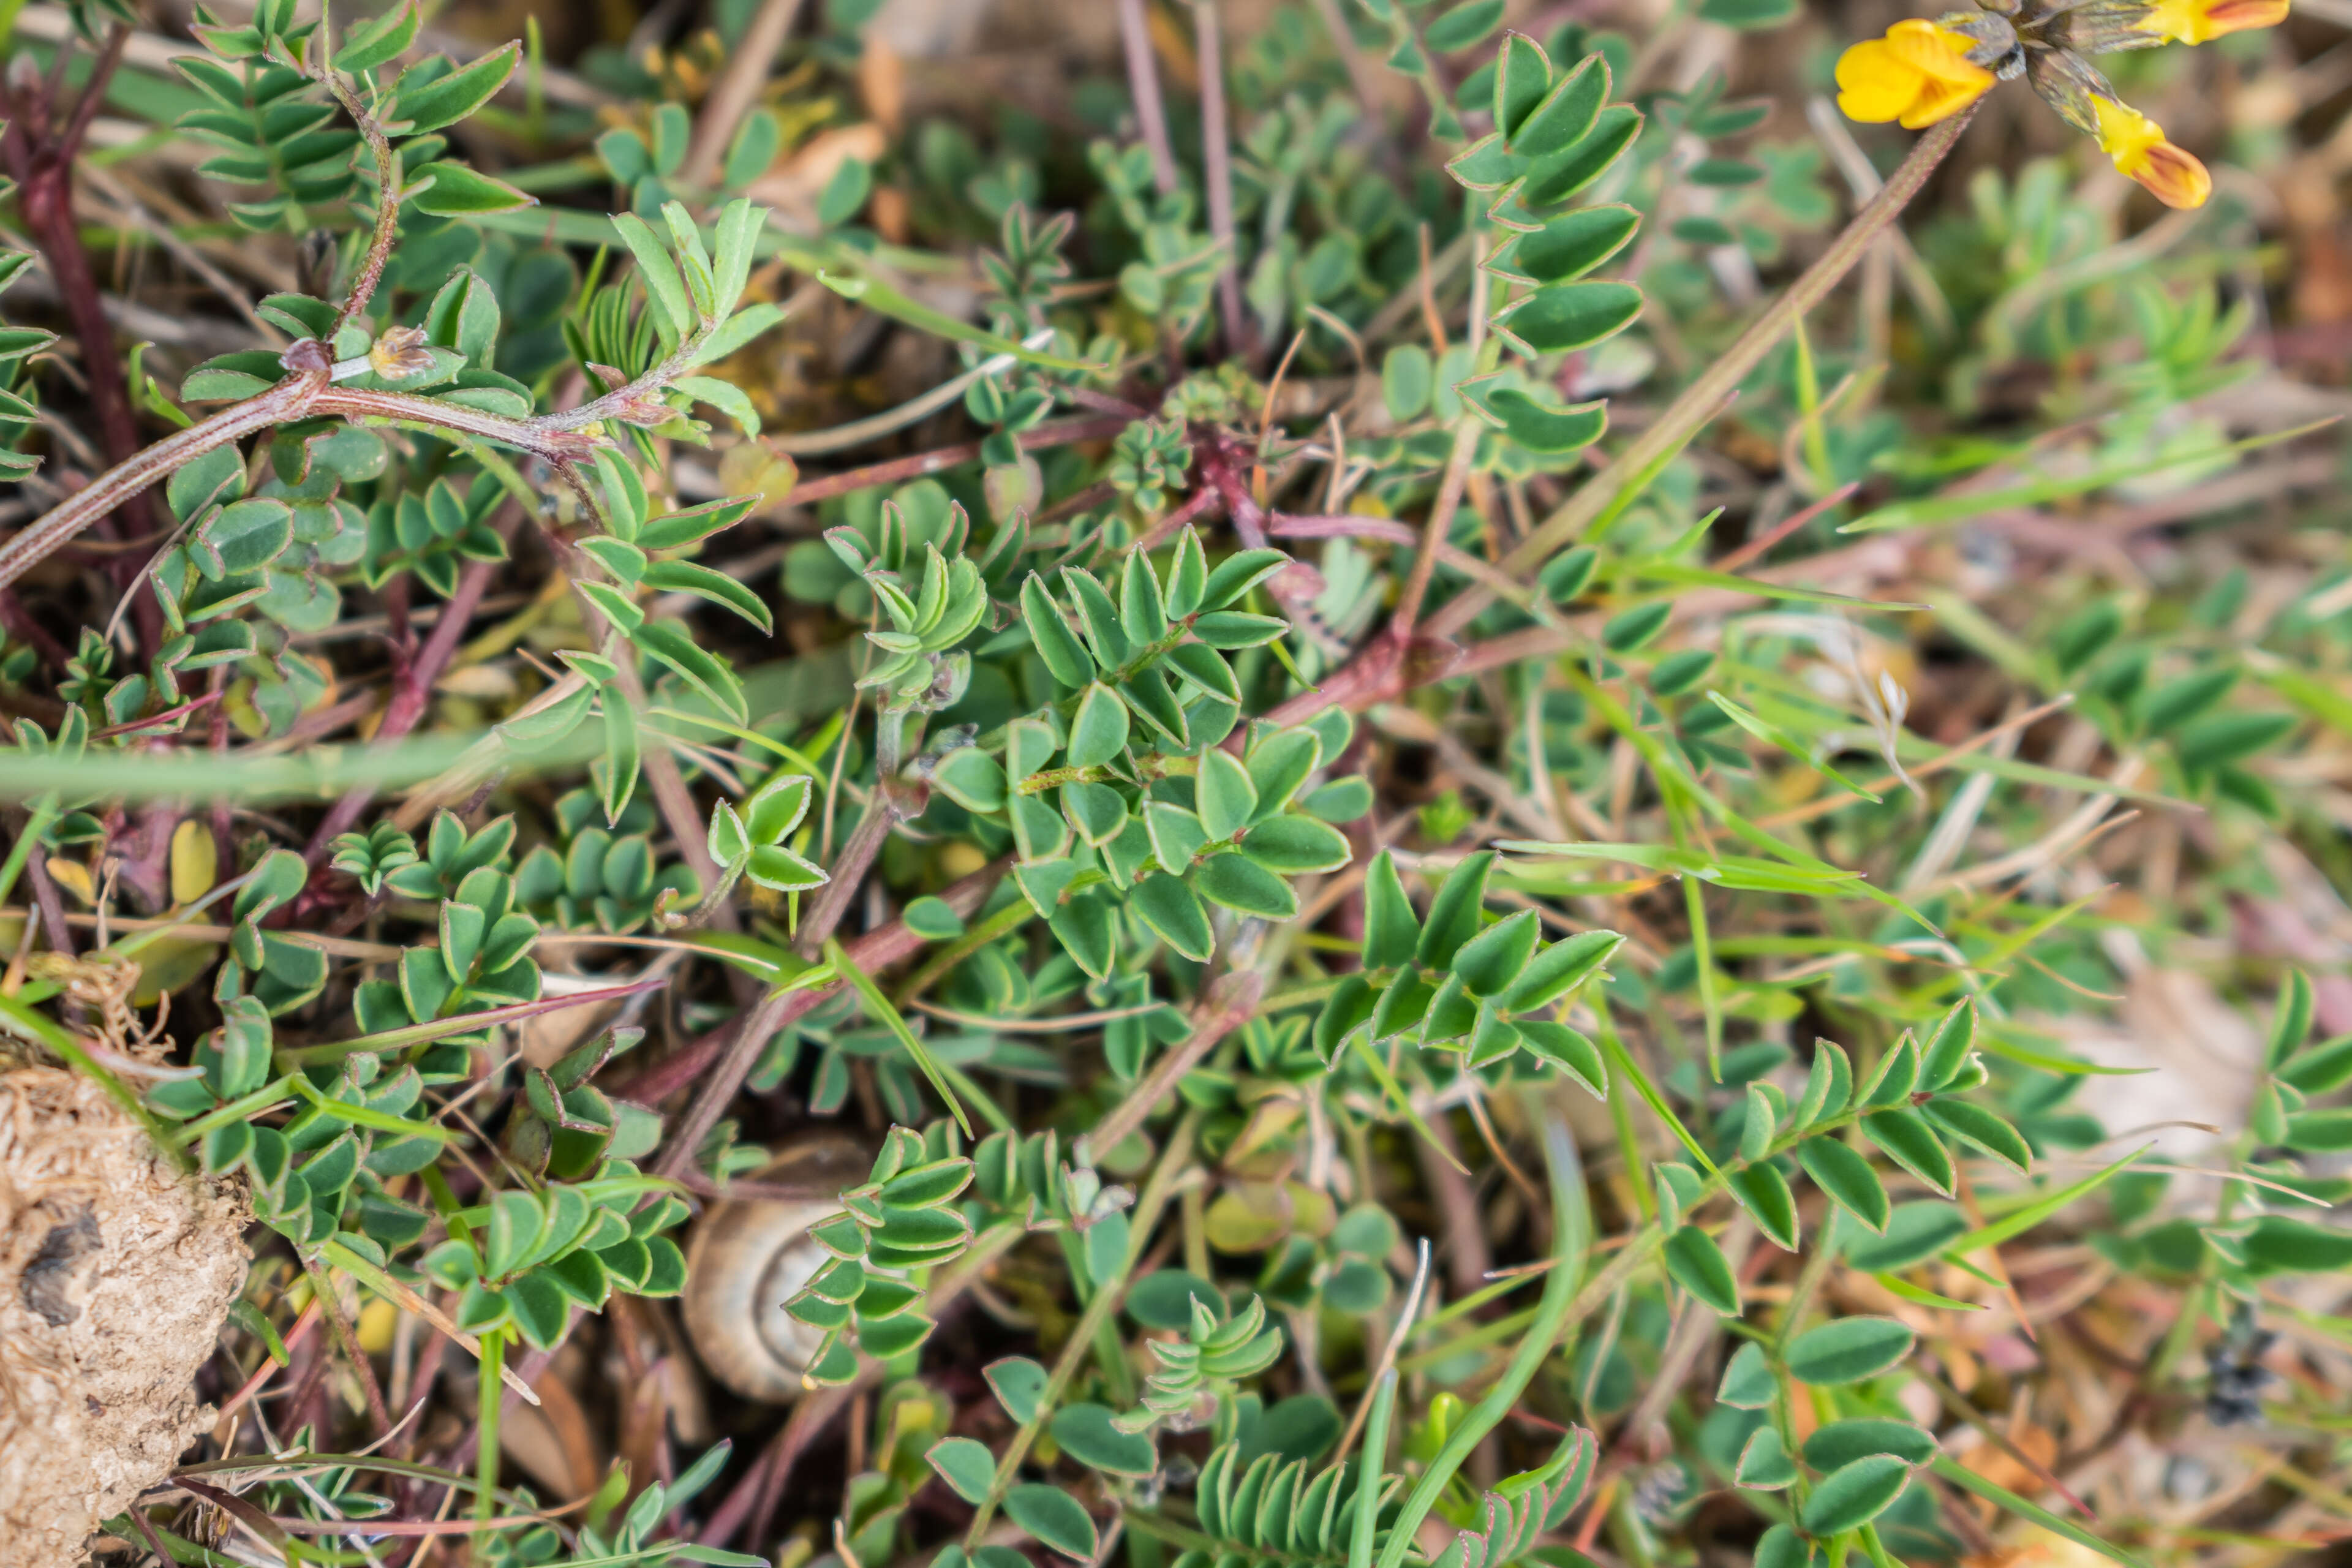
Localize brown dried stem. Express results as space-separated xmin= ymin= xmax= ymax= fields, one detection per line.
xmin=1423 ymin=108 xmax=1978 ymax=639
xmin=1193 ymin=0 xmax=1249 ymax=359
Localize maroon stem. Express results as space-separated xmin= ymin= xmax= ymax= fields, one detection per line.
xmin=6 ymin=27 xmax=162 ymax=648
xmin=1129 ymin=481 xmax=1221 ymax=552
xmin=1196 ymin=430 xmax=1327 ymax=627
xmin=698 ymin=1387 xmax=848 ymax=1548
xmin=10 ymin=28 xmax=136 ymax=500
xmin=1115 ymin=0 xmax=1182 ymax=196
xmin=23 ymin=844 xmax=74 ymax=959
xmin=1268 ymin=513 xmax=1418 ymax=543
xmin=301 ymin=545 xmax=507 ymax=867
xmin=207 ymin=666 xmax=233 ymax=872
xmin=303 ymin=1254 xmax=393 ymax=1441
xmin=0 ymin=587 xmax=67 ymax=668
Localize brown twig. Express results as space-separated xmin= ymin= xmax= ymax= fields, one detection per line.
xmin=0 ymin=366 xmax=328 ymax=593
xmin=303 ymin=1254 xmax=394 ymax=1441
xmin=23 ymin=846 xmax=75 ymax=960
xmin=1393 ymin=417 xmax=1481 ymax=635
xmin=1074 ymin=967 xmax=1265 ymax=1163
xmin=1193 ymin=0 xmax=1250 ymax=360
xmin=1117 ymin=0 xmax=1182 ymax=196
xmin=647 ymin=856 xmax=1008 ymax=1182
xmin=679 ymin=0 xmax=806 ymax=188
xmin=786 ymin=414 xmax=1132 ymax=506
xmin=794 ymin=781 xmax=922 ymax=958
xmin=1307 ymin=0 xmax=1392 ymax=140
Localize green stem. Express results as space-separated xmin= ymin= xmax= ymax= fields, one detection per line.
xmin=1120 ymin=1513 xmax=1223 ymax=1555
xmin=1371 ymin=1109 xmax=1591 ymax=1568
xmin=1773 ymin=1235 xmax=1839 ymax=1352
xmin=1392 ymin=1305 xmax=1542 ymax=1376
xmin=1014 ymin=753 xmax=1197 ymax=796
xmin=1349 ymin=1370 xmax=1400 ymax=1568
xmin=1597 ymin=1006 xmax=1655 ymax=1224
xmin=475 ymin=1327 xmax=505 ymax=1525
xmin=0 ymin=797 xmax=55 ymax=910
xmin=170 ymin=1074 xmax=296 ymax=1146
xmin=827 ymin=935 xmax=971 ymax=1136
xmin=963 ymin=1117 xmax=1199 ymax=1546
xmin=893 ymin=897 xmax=1038 ymax=1006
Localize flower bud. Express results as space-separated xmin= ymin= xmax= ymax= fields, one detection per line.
xmin=2090 ymin=96 xmax=2214 ymax=208
xmin=2139 ymin=0 xmax=2290 ymax=42
xmin=366 ymin=325 xmax=437 ymax=382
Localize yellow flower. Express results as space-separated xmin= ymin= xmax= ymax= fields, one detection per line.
xmin=1836 ymin=20 xmax=1997 ymax=129
xmin=2090 ymin=96 xmax=2212 ymax=207
xmin=2138 ymin=0 xmax=2289 ymax=43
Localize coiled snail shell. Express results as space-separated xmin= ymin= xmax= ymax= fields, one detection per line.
xmin=681 ymin=1133 xmax=865 ymax=1403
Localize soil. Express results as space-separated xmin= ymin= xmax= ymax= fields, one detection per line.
xmin=0 ymin=1055 xmax=247 ymax=1567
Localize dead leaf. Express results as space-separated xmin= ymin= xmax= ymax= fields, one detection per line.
xmin=750 ymin=124 xmax=888 ymax=224
xmin=2032 ymin=967 xmax=2261 ymax=1156
xmin=1961 ymin=1421 xmax=2060 ymax=1517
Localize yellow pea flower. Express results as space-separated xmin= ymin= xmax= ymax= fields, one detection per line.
xmin=2138 ymin=0 xmax=2289 ymax=42
xmin=1836 ymin=20 xmax=1999 ymax=130
xmin=2090 ymin=96 xmax=2213 ymax=208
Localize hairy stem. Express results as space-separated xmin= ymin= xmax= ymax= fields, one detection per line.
xmin=0 ymin=374 xmax=324 ymax=593
xmin=317 ymin=386 xmax=606 ymax=459
xmin=318 ymin=69 xmax=404 ymax=339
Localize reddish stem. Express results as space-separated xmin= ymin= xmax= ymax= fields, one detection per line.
xmin=793 ymin=780 xmax=922 ymax=959
xmin=23 ymin=838 xmax=74 ymax=959
xmin=0 ymin=587 xmax=68 ymax=668
xmin=641 ymin=856 xmax=1008 ymax=1180
xmin=788 ymin=415 xmax=1132 ymax=505
xmin=9 ymin=28 xmax=137 ymax=499
xmin=1134 ymin=485 xmax=1219 ymax=555
xmin=4 ymin=26 xmax=162 ymax=647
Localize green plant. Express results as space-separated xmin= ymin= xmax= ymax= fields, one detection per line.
xmin=3 ymin=2 xmax=2343 ymax=1567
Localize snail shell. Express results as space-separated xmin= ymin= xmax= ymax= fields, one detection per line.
xmin=682 ymin=1132 xmax=866 ymax=1403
